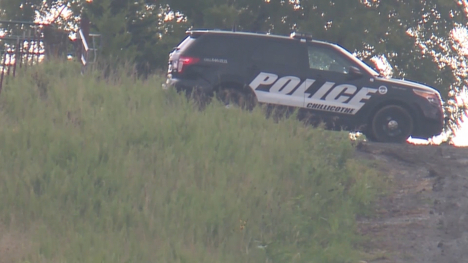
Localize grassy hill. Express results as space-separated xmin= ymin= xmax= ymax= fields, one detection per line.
xmin=0 ymin=61 xmax=382 ymax=263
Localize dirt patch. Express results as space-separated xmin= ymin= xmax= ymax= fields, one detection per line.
xmin=0 ymin=222 xmax=33 ymax=263
xmin=355 ymin=142 xmax=468 ymax=263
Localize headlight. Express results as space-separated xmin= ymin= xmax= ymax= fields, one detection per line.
xmin=413 ymin=89 xmax=441 ymax=105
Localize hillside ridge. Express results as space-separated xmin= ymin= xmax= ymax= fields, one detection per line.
xmin=355 ymin=142 xmax=468 ymax=263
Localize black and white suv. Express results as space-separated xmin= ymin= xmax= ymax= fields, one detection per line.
xmin=164 ymin=29 xmax=445 ymax=143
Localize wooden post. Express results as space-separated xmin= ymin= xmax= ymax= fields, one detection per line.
xmin=80 ymin=13 xmax=90 ymax=45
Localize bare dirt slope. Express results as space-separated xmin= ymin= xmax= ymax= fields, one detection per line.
xmin=355 ymin=142 xmax=468 ymax=263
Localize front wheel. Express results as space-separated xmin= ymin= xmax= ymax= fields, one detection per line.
xmin=370 ymin=105 xmax=414 ymax=143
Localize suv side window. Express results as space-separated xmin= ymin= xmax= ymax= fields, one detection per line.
xmin=308 ymin=45 xmax=353 ymax=74
xmin=188 ymin=35 xmax=245 ymax=58
xmin=252 ymin=40 xmax=306 ymax=70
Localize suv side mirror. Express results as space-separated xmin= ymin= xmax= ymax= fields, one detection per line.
xmin=348 ymin=66 xmax=363 ymax=77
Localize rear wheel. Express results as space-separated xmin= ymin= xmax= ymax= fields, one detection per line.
xmin=216 ymin=85 xmax=257 ymax=111
xmin=188 ymin=86 xmax=212 ymax=110
xmin=370 ymin=105 xmax=414 ymax=143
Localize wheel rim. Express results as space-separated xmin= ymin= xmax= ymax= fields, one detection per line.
xmin=382 ymin=118 xmax=401 ymax=137
xmin=372 ymin=106 xmax=413 ymax=143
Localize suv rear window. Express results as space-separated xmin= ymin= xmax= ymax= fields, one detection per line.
xmin=176 ymin=36 xmax=196 ymax=51
xmin=183 ymin=34 xmax=246 ymax=58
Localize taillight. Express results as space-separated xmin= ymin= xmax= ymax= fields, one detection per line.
xmin=177 ymin=56 xmax=200 ymax=73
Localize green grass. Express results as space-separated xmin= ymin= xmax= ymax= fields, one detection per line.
xmin=0 ymin=61 xmax=381 ymax=263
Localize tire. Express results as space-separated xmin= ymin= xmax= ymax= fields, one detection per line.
xmin=370 ymin=105 xmax=414 ymax=143
xmin=216 ymin=85 xmax=257 ymax=111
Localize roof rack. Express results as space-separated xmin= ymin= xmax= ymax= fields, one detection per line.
xmin=290 ymin=32 xmax=313 ymax=41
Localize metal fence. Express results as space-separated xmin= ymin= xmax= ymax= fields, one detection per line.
xmin=0 ymin=20 xmax=47 ymax=93
xmin=0 ymin=20 xmax=95 ymax=93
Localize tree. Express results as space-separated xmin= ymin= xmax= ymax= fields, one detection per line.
xmin=0 ymin=0 xmax=189 ymax=74
xmin=0 ymin=0 xmax=41 ymax=21
xmin=76 ymin=0 xmax=190 ymax=75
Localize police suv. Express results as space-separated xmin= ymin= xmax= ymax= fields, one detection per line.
xmin=164 ymin=29 xmax=445 ymax=143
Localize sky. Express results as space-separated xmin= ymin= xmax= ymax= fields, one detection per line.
xmin=452 ymin=119 xmax=468 ymax=146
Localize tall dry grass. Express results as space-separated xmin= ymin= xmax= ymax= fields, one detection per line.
xmin=0 ymin=61 xmax=380 ymax=263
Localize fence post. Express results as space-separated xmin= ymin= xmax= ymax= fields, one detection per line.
xmin=13 ymin=36 xmax=20 ymax=77
xmin=79 ymin=14 xmax=90 ymax=75
xmin=0 ymin=52 xmax=7 ymax=94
